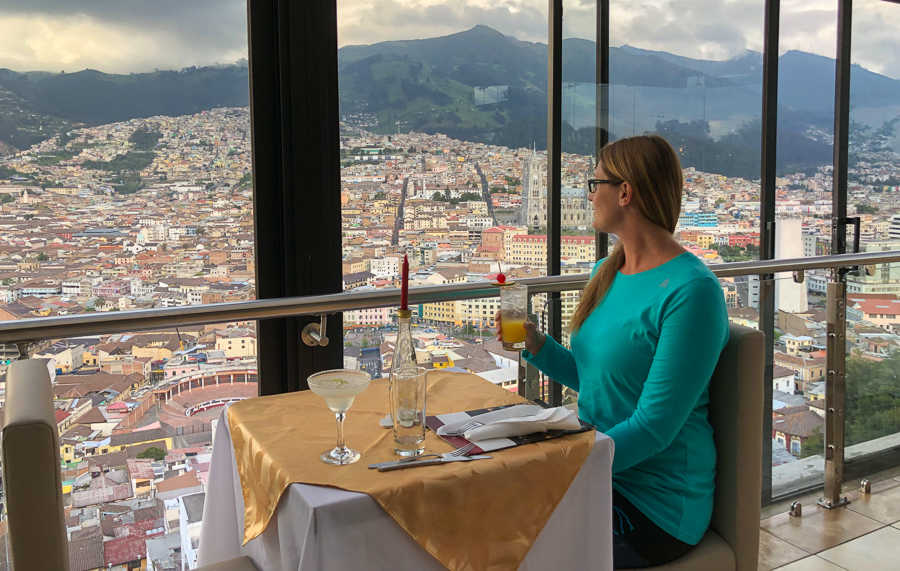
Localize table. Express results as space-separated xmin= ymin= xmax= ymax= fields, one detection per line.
xmin=198 ymin=404 xmax=614 ymax=571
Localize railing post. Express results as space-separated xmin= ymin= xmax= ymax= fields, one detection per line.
xmin=819 ymin=279 xmax=850 ymax=508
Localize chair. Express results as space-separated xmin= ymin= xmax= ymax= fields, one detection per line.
xmin=1 ymin=359 xmax=257 ymax=571
xmin=2 ymin=359 xmax=70 ymax=571
xmin=624 ymin=323 xmax=765 ymax=571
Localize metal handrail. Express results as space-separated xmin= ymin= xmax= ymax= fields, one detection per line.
xmin=2 ymin=250 xmax=900 ymax=344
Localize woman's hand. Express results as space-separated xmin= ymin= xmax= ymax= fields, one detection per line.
xmin=494 ymin=310 xmax=546 ymax=355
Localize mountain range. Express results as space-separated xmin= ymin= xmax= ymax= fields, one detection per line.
xmin=1 ymin=25 xmax=899 ymax=178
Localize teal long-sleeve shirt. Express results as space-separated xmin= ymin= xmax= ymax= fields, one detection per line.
xmin=523 ymin=252 xmax=729 ymax=545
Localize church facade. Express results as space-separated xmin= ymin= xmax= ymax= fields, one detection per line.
xmin=519 ymin=149 xmax=591 ymax=230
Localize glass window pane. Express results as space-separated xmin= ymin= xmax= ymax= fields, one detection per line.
xmin=337 ymin=2 xmax=547 ymax=385
xmin=830 ymin=0 xmax=900 ymax=486
xmin=775 ymin=1 xmax=838 ymax=259
xmin=0 ymin=5 xmax=253 ymax=567
xmin=601 ymin=0 xmax=765 ymax=265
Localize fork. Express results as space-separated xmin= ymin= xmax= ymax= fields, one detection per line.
xmin=447 ymin=420 xmax=484 ymax=436
xmin=398 ymin=442 xmax=476 ymax=463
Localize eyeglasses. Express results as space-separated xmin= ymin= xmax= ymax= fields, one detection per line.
xmin=587 ymin=179 xmax=618 ymax=195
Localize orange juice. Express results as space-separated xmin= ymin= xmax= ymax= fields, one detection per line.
xmin=501 ymin=313 xmax=527 ymax=343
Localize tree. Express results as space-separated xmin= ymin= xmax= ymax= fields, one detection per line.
xmin=800 ymin=427 xmax=825 ymax=459
xmin=855 ymin=204 xmax=878 ymax=215
xmin=136 ymin=447 xmax=166 ymax=461
xmin=36 ymin=252 xmax=49 ymax=262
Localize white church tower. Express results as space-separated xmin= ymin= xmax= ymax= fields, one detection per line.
xmin=521 ymin=145 xmax=546 ymax=229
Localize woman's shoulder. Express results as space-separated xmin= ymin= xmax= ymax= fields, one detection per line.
xmin=653 ymin=253 xmax=724 ymax=299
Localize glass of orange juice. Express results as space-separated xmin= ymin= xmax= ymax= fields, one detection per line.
xmin=500 ymin=282 xmax=528 ymax=351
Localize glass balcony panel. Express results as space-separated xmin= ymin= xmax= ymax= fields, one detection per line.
xmin=843 ymin=261 xmax=900 ymax=471
xmin=769 ymin=272 xmax=829 ymax=498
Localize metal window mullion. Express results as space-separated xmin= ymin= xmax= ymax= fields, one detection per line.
xmin=832 ymin=0 xmax=852 ymax=256
xmin=758 ymin=0 xmax=781 ymax=506
xmin=249 ymin=0 xmax=343 ymax=396
xmin=594 ymin=0 xmax=610 ymax=261
xmin=249 ymin=0 xmax=293 ymax=396
xmin=547 ymin=0 xmax=563 ymax=407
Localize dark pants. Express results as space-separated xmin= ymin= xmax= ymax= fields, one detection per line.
xmin=612 ymin=489 xmax=695 ymax=569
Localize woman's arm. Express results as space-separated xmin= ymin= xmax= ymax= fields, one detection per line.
xmin=522 ymin=335 xmax=580 ymax=391
xmin=605 ymin=276 xmax=728 ymax=473
xmin=518 ymin=258 xmax=608 ymax=391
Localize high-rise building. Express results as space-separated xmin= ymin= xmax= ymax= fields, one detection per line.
xmin=775 ymin=219 xmax=808 ymax=313
xmin=888 ymin=214 xmax=900 ymax=241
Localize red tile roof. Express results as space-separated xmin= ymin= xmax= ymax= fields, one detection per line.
xmin=126 ymin=458 xmax=155 ymax=480
xmin=69 ymin=530 xmax=104 ymax=571
xmin=104 ymin=532 xmax=161 ymax=566
xmin=773 ymin=410 xmax=824 ymax=438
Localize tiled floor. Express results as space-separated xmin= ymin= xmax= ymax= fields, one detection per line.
xmin=759 ymin=475 xmax=900 ymax=571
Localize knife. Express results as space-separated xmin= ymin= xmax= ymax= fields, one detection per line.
xmin=369 ymin=454 xmax=492 ymax=471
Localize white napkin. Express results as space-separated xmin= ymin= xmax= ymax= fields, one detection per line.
xmin=463 ymin=406 xmax=581 ymax=441
xmin=436 ymin=404 xmax=543 ymax=437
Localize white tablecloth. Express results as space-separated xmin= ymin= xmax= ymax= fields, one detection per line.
xmin=197 ymin=404 xmax=615 ymax=571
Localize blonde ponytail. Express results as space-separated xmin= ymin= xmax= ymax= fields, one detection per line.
xmin=570 ymin=242 xmax=625 ymax=331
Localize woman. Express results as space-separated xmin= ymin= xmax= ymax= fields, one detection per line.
xmin=497 ymin=135 xmax=728 ymax=568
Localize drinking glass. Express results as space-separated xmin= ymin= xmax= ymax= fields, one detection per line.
xmin=390 ymin=366 xmax=427 ymax=457
xmin=307 ymin=369 xmax=371 ymax=465
xmin=500 ymin=282 xmax=528 ymax=351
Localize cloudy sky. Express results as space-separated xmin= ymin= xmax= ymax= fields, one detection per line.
xmin=1 ymin=0 xmax=899 ymax=78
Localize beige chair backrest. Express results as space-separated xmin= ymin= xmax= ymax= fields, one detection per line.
xmin=707 ymin=324 xmax=765 ymax=571
xmin=1 ymin=359 xmax=70 ymax=571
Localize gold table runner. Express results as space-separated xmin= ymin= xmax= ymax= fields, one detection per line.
xmin=227 ymin=370 xmax=595 ymax=571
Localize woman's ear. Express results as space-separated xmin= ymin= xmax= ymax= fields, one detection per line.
xmin=619 ymin=182 xmax=633 ymax=207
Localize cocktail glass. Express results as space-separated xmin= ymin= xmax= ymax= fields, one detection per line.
xmin=500 ymin=282 xmax=528 ymax=351
xmin=308 ymin=369 xmax=372 ymax=465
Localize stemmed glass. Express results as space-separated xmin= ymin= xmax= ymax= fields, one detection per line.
xmin=307 ymin=369 xmax=372 ymax=465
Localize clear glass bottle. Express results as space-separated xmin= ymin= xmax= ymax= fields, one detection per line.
xmin=390 ymin=309 xmax=424 ymax=456
xmin=392 ymin=309 xmax=418 ymax=372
